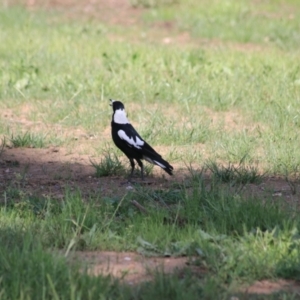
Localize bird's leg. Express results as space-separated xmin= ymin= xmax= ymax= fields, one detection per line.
xmin=136 ymin=159 xmax=144 ymax=180
xmin=129 ymin=158 xmax=135 ymax=181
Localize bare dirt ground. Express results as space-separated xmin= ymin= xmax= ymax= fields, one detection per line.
xmin=71 ymin=251 xmax=206 ymax=285
xmin=3 ymin=0 xmax=300 ymax=296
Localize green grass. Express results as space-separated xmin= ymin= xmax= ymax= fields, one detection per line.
xmin=206 ymin=160 xmax=264 ymax=185
xmin=1 ymin=179 xmax=300 ymax=298
xmin=143 ymin=0 xmax=300 ymax=50
xmin=1 ymin=5 xmax=300 ymax=173
xmin=0 ymin=231 xmax=129 ymax=299
xmin=91 ymin=147 xmax=153 ymax=178
xmin=10 ymin=131 xmax=48 ymax=148
xmin=1 ymin=0 xmax=300 ymax=298
xmin=91 ymin=150 xmax=126 ymax=177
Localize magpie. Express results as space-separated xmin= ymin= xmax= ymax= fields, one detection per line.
xmin=110 ymin=99 xmax=173 ymax=180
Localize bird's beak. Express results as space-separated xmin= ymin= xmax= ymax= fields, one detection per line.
xmin=109 ymin=99 xmax=114 ymax=106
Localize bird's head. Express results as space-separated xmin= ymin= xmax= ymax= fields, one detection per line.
xmin=110 ymin=99 xmax=129 ymax=124
xmin=110 ymin=99 xmax=125 ymax=112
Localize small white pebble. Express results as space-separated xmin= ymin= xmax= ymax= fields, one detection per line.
xmin=126 ymin=185 xmax=134 ymax=190
xmin=124 ymin=257 xmax=131 ymax=261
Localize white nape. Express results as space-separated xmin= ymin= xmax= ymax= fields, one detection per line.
xmin=114 ymin=108 xmax=129 ymax=124
xmin=118 ymin=130 xmax=144 ymax=149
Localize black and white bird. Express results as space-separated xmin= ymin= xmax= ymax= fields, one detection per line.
xmin=110 ymin=99 xmax=173 ymax=180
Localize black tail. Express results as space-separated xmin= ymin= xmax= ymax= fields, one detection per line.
xmin=143 ymin=154 xmax=174 ymax=175
xmin=141 ymin=141 xmax=174 ymax=175
xmin=156 ymin=157 xmax=174 ymax=175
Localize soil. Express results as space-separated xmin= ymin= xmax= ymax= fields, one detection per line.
xmin=3 ymin=0 xmax=300 ymax=295
xmin=70 ymin=251 xmax=205 ymax=285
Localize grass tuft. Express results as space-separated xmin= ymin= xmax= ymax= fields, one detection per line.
xmin=10 ymin=132 xmax=46 ymax=148
xmin=206 ymin=161 xmax=264 ymax=185
xmin=91 ymin=152 xmax=126 ymax=177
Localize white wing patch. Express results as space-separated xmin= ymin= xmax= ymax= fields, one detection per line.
xmin=118 ymin=130 xmax=144 ymax=149
xmin=114 ymin=109 xmax=129 ymax=124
